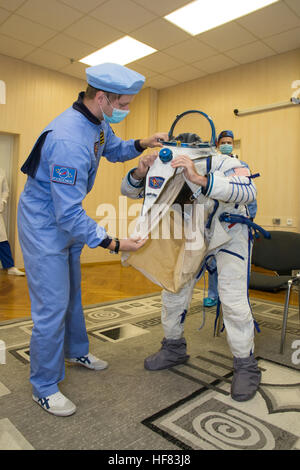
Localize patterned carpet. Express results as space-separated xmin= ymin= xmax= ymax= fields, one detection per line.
xmin=0 ymin=289 xmax=299 ymax=451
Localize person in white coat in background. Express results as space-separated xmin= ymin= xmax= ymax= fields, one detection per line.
xmin=0 ymin=168 xmax=25 ymax=276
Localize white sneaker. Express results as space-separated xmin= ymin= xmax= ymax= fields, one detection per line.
xmin=32 ymin=391 xmax=76 ymax=417
xmin=66 ymin=353 xmax=108 ymax=370
xmin=7 ymin=267 xmax=25 ymax=276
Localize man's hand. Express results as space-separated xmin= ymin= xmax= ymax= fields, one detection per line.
xmin=171 ymin=155 xmax=208 ymax=187
xmin=108 ymin=237 xmax=147 ymax=252
xmin=132 ymin=153 xmax=158 ymax=179
xmin=139 ymin=133 xmax=168 ymax=149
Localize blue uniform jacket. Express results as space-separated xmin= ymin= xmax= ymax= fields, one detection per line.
xmin=19 ymin=94 xmax=142 ymax=249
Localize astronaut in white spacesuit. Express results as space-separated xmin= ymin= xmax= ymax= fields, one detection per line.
xmin=121 ymin=132 xmax=261 ymax=402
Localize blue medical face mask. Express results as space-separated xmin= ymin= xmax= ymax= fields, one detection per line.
xmin=219 ymin=143 xmax=233 ymax=155
xmin=102 ymin=96 xmax=130 ymax=124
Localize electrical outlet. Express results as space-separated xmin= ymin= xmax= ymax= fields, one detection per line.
xmin=272 ymin=218 xmax=281 ymax=225
xmin=287 ymin=218 xmax=293 ymax=226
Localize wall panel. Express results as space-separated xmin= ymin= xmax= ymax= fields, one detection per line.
xmin=0 ymin=54 xmax=131 ymax=265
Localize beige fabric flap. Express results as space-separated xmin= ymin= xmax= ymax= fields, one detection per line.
xmin=123 ymin=203 xmax=206 ymax=293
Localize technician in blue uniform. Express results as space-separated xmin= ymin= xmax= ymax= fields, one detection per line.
xmin=203 ymin=130 xmax=257 ymax=308
xmin=18 ymin=63 xmax=167 ymax=417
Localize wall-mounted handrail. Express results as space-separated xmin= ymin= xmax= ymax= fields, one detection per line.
xmin=234 ymin=97 xmax=299 ymax=116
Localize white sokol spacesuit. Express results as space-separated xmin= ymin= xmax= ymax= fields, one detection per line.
xmin=121 ymin=126 xmax=262 ymax=402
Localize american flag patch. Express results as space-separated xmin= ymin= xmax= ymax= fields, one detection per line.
xmin=225 ymin=166 xmax=250 ymax=177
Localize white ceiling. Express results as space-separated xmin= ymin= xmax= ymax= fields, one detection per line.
xmin=0 ymin=0 xmax=299 ymax=89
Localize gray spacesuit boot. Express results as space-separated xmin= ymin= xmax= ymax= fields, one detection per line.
xmin=144 ymin=337 xmax=190 ymax=370
xmin=231 ymin=356 xmax=261 ymax=402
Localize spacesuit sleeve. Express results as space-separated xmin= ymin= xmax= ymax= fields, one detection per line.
xmin=203 ymin=167 xmax=257 ymax=204
xmin=121 ymin=169 xmax=145 ymax=199
xmin=103 ymin=124 xmax=142 ymax=163
xmin=47 ymin=139 xmax=109 ymax=248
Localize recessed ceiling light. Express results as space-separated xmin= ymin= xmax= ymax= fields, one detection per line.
xmin=79 ymin=36 xmax=156 ymax=66
xmin=164 ymin=0 xmax=279 ymax=36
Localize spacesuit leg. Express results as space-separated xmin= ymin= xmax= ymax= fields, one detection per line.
xmin=144 ymin=277 xmax=197 ymax=370
xmin=64 ymin=243 xmax=89 ymax=359
xmin=215 ymin=225 xmax=261 ymax=401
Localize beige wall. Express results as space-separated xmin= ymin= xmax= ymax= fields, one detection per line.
xmin=0 ymin=53 xmax=153 ymax=266
xmin=0 ymin=53 xmax=85 ymax=265
xmin=0 ymin=48 xmax=299 ymax=267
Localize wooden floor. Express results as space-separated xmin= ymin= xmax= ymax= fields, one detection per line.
xmin=0 ymin=261 xmax=298 ymax=322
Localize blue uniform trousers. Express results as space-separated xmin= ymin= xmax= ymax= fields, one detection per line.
xmin=0 ymin=241 xmax=14 ymax=269
xmin=18 ymin=210 xmax=89 ymax=397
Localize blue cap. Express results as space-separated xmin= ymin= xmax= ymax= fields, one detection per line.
xmin=217 ymin=130 xmax=234 ymax=142
xmin=159 ymin=148 xmax=173 ymax=163
xmin=86 ymin=63 xmax=145 ymax=95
